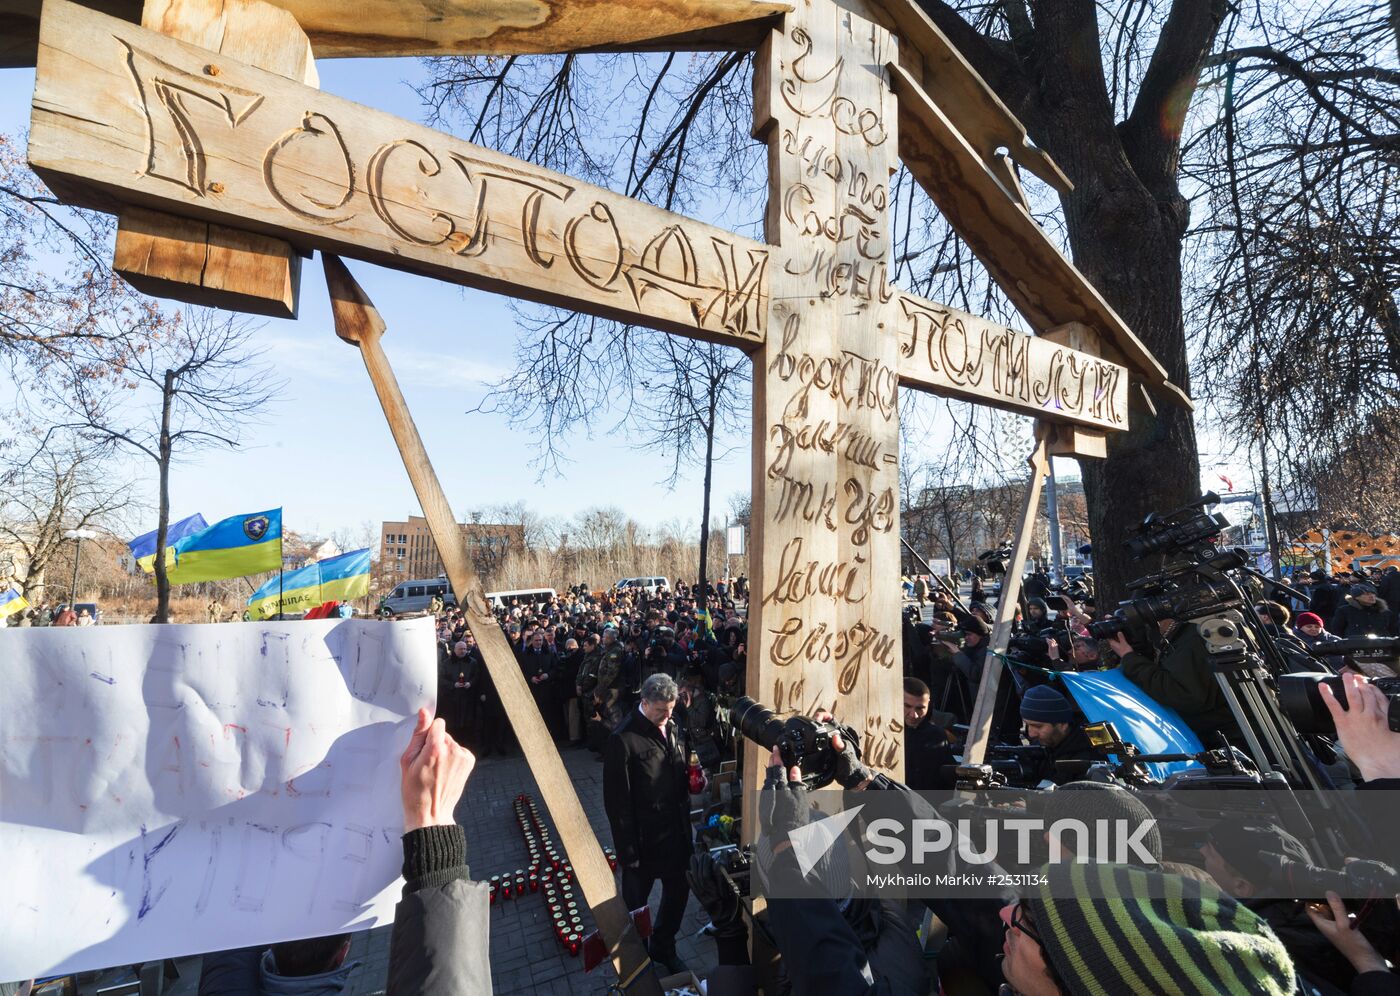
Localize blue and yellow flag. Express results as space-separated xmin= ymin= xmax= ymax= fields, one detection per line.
xmin=0 ymin=587 xmax=28 ymax=619
xmin=128 ymin=513 xmax=208 ymax=573
xmin=246 ymin=548 xmax=371 ymax=620
xmin=166 ymin=508 xmax=283 ymax=585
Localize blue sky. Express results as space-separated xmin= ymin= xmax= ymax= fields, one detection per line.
xmin=1 ymin=58 xmax=756 ymax=540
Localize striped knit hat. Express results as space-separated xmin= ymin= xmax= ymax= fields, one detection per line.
xmin=1026 ymin=863 xmax=1295 ymax=996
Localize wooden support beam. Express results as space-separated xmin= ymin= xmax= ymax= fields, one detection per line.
xmin=886 ymin=61 xmax=1192 ymax=411
xmin=894 ymin=290 xmax=1128 ymax=431
xmin=1 ymin=0 xmax=790 ymax=67
xmin=322 ymin=253 xmax=659 ymax=996
xmin=31 ymin=0 xmax=770 ymax=348
xmin=111 ymin=0 xmax=319 ymax=317
xmin=867 ymin=0 xmax=1070 ymax=195
xmin=962 ymin=428 xmax=1049 ymax=767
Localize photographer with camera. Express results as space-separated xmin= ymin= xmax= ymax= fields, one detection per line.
xmin=1106 ymin=617 xmax=1243 ymax=744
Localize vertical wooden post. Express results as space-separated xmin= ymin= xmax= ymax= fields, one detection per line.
xmin=322 ymin=255 xmax=659 ymax=995
xmin=746 ymin=0 xmax=903 ymax=837
xmin=962 ymin=427 xmax=1050 ymax=766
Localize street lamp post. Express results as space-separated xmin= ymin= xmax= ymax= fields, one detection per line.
xmin=63 ymin=528 xmax=98 ymax=606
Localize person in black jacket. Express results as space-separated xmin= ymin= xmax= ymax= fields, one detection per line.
xmin=1309 ymin=572 xmax=1346 ymax=625
xmin=1019 ymin=684 xmax=1105 ymax=785
xmin=1330 ymin=584 xmax=1398 ymax=638
xmin=520 ymin=629 xmax=564 ymax=742
xmin=602 ymin=672 xmax=693 ymax=973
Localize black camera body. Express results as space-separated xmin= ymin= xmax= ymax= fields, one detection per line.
xmin=729 ymin=697 xmax=858 ymax=789
xmin=1007 ymin=627 xmax=1069 ymax=666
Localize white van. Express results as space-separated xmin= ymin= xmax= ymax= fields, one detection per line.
xmin=484 ymin=587 xmax=557 ymax=609
xmin=613 ymin=577 xmax=670 ymax=595
xmin=379 ymin=578 xmax=455 ymax=616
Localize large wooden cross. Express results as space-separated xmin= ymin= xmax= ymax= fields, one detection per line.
xmin=22 ymin=0 xmax=1184 ymax=985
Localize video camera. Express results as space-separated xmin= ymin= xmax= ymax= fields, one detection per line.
xmin=977 ymin=544 xmax=1012 ymax=577
xmin=1124 ymin=491 xmax=1230 ymax=561
xmin=728 ymin=697 xmax=860 ymax=789
xmin=1278 ymin=641 xmax=1400 ymax=736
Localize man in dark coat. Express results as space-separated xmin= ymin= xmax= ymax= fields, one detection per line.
xmin=1019 ymin=684 xmax=1105 ymax=785
xmin=902 ymin=677 xmax=956 ymax=789
xmin=1111 ymin=621 xmax=1242 ymax=744
xmin=520 ymin=629 xmax=564 ymax=742
xmin=1329 ymin=583 xmax=1398 ymax=638
xmin=603 ymin=672 xmax=693 ymax=973
xmin=1308 ymin=571 xmax=1345 ymax=624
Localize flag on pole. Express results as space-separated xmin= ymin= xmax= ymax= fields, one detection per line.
xmin=245 ymin=548 xmax=371 ymax=620
xmin=0 ymin=587 xmax=28 ymax=620
xmin=127 ymin=513 xmax=208 ymax=572
xmin=165 ymin=509 xmax=283 ymax=585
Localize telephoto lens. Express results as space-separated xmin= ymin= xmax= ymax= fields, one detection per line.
xmin=729 ymin=696 xmax=786 ymax=751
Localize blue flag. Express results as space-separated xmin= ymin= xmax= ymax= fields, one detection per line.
xmin=128 ymin=513 xmax=208 ymax=573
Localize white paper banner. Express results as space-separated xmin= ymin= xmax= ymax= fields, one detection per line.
xmin=0 ymin=617 xmax=436 ymax=981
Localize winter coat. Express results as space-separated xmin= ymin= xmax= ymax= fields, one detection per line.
xmin=1292 ymin=626 xmax=1345 ymax=671
xmin=198 ymin=948 xmax=359 ymax=996
xmin=1308 ymin=582 xmax=1345 ymax=624
xmin=1329 ymin=596 xmax=1398 ymax=638
xmin=1120 ymin=623 xmax=1241 ymax=744
xmin=387 ymin=825 xmax=491 ymax=995
xmin=603 ymin=707 xmax=692 ymax=876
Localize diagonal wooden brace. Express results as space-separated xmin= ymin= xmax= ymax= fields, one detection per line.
xmin=961 ymin=425 xmax=1050 ymax=767
xmin=112 ymin=0 xmax=317 ymax=318
xmin=322 ymin=253 xmax=660 ymax=995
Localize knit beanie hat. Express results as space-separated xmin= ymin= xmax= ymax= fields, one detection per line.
xmin=1042 ymin=783 xmax=1162 ymax=864
xmin=1020 ymin=684 xmax=1074 ymax=724
xmin=1026 ymin=863 xmax=1295 ymax=996
xmin=1295 ymin=612 xmax=1323 ymax=629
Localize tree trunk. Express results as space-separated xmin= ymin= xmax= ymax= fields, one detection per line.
xmin=697 ymin=389 xmax=717 ymax=616
xmin=917 ymin=0 xmax=1226 ymax=604
xmin=153 ymin=368 xmax=175 ymax=623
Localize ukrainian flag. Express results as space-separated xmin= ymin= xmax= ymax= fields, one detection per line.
xmin=246 ymin=548 xmax=370 ymax=620
xmin=0 ymin=587 xmax=28 ymax=620
xmin=128 ymin=513 xmax=208 ymax=573
xmin=166 ymin=508 xmax=283 ymax=585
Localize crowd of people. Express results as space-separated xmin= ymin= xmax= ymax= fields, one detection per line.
xmin=33 ymin=563 xmax=1390 ymax=995
xmin=382 ymin=563 xmax=1400 ymax=995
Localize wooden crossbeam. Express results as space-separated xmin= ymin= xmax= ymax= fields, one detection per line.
xmin=30 ymin=0 xmax=770 ymax=349
xmin=893 ymin=290 xmax=1128 ymax=431
xmin=886 ymin=61 xmax=1193 ymax=410
xmin=1 ymin=0 xmax=791 ymax=67
xmin=866 ymin=0 xmax=1070 ymax=195
xmin=110 ymin=0 xmax=319 ymax=318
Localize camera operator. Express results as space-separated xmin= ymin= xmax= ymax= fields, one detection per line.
xmin=1199 ymin=823 xmax=1400 ymax=994
xmin=1018 ymin=685 xmax=1105 ymax=785
xmin=1044 ymin=631 xmax=1100 ymax=670
xmin=1106 ymin=619 xmax=1243 ymax=744
xmin=953 ymin=617 xmax=991 ymax=690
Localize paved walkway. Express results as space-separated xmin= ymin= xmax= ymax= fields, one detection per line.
xmin=342 ymin=746 xmax=715 ymax=995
